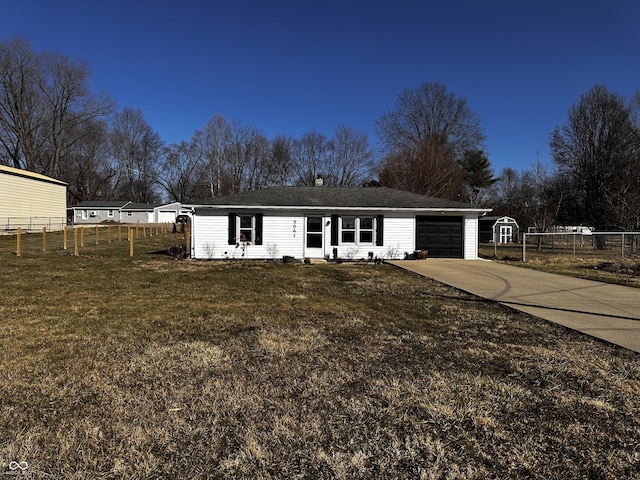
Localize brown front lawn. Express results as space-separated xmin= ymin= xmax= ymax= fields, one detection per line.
xmin=0 ymin=237 xmax=639 ymax=478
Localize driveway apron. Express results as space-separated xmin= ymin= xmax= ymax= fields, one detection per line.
xmin=389 ymin=259 xmax=640 ymax=353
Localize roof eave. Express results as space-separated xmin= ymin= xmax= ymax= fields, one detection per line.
xmin=192 ymin=204 xmax=492 ymax=214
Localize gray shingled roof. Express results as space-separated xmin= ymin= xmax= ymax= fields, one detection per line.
xmin=196 ymin=187 xmax=483 ymax=210
xmin=73 ymin=200 xmax=131 ymax=208
xmin=122 ymin=203 xmax=163 ymax=211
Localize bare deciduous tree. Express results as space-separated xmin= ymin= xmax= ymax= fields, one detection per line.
xmin=379 ymin=133 xmax=464 ymax=199
xmin=376 ymin=82 xmax=485 ymax=198
xmin=60 ymin=118 xmax=115 ymax=203
xmin=377 ymin=82 xmax=485 ymax=159
xmin=197 ymin=114 xmax=232 ymax=197
xmin=158 ymin=140 xmax=209 ymax=202
xmin=110 ymin=108 xmax=163 ymax=202
xmin=0 ymin=38 xmax=47 ymax=170
xmin=291 ymin=130 xmax=332 ymax=186
xmin=550 ymin=84 xmax=640 ymax=230
xmin=266 ymin=134 xmax=295 ymax=186
xmin=329 ymin=125 xmax=374 ymax=186
xmin=0 ymin=37 xmax=113 ymax=177
xmin=39 ymin=51 xmax=113 ymax=178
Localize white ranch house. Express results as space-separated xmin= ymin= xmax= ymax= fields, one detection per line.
xmin=188 ymin=186 xmax=491 ymax=261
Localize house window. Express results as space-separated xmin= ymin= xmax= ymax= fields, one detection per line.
xmin=228 ymin=213 xmax=263 ymax=245
xmin=108 ymin=210 xmax=114 ymax=217
xmin=238 ymin=215 xmax=253 ymax=242
xmin=340 ymin=216 xmax=375 ymax=245
xmin=341 ymin=217 xmax=356 ymax=243
xmin=359 ymin=216 xmax=374 ymax=243
xmin=127 ymin=212 xmax=132 ymax=217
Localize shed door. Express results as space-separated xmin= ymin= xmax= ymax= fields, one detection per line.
xmin=499 ymin=225 xmax=513 ymax=244
xmin=416 ymin=216 xmax=463 ymax=258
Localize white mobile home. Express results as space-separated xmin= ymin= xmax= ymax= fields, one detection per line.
xmin=71 ymin=201 xmax=131 ymax=224
xmin=189 ymin=187 xmax=491 ymax=260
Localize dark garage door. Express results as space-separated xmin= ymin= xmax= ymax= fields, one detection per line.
xmin=416 ymin=216 xmax=463 ymax=258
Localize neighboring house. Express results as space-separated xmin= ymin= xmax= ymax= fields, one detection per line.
xmin=154 ymin=202 xmax=189 ymax=224
xmin=120 ymin=203 xmax=160 ymax=224
xmin=188 ymin=186 xmax=492 ymax=260
xmin=1 ymin=165 xmax=68 ymax=231
xmin=479 ymin=216 xmax=519 ymax=243
xmin=70 ymin=201 xmax=186 ymax=224
xmin=70 ymin=201 xmax=131 ymax=224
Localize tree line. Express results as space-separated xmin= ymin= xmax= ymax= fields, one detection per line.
xmin=0 ymin=38 xmax=495 ymax=206
xmin=488 ymin=85 xmax=640 ymax=232
xmin=0 ymin=38 xmax=377 ymax=204
xmin=2 ymin=37 xmax=639 ymax=232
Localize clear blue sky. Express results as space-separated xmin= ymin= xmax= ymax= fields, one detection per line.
xmin=2 ymin=0 xmax=638 ymax=173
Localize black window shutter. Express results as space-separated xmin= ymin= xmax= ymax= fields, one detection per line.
xmin=228 ymin=213 xmax=236 ymax=245
xmin=254 ymin=213 xmax=263 ymax=245
xmin=331 ymin=214 xmax=339 ymax=246
xmin=376 ymin=215 xmax=384 ymax=246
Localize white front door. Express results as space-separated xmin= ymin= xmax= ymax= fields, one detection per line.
xmin=499 ymin=225 xmax=513 ymax=243
xmin=304 ymin=216 xmax=325 ymax=258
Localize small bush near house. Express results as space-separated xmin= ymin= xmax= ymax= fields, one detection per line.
xmin=0 ymin=238 xmax=638 ymax=479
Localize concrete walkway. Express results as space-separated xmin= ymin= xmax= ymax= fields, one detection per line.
xmin=388 ymin=259 xmax=640 ymax=353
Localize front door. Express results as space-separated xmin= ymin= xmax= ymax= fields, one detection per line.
xmin=304 ymin=216 xmax=324 ymax=258
xmin=499 ymin=225 xmax=512 ymax=243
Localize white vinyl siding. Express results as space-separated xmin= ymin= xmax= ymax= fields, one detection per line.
xmin=191 ymin=210 xmax=481 ymax=261
xmin=192 ymin=211 xmax=416 ymax=260
xmin=192 ymin=212 xmax=306 ymax=260
xmin=464 ymin=215 xmax=479 ymax=260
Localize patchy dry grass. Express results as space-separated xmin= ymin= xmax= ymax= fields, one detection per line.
xmin=0 ymin=236 xmax=639 ymax=478
xmin=480 ymin=243 xmax=640 ymax=288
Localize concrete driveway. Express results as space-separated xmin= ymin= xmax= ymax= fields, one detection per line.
xmin=388 ymin=259 xmax=640 ymax=353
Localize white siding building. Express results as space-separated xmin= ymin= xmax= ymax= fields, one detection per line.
xmin=188 ymin=187 xmax=491 ymax=261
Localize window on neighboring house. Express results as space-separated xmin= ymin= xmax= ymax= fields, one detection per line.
xmin=127 ymin=212 xmax=133 ymax=217
xmin=333 ymin=215 xmax=383 ymax=246
xmin=108 ymin=210 xmax=114 ymax=217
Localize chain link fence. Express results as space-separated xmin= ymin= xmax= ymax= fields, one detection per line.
xmin=2 ymin=216 xmax=66 ymax=232
xmin=480 ymin=232 xmax=640 ymax=262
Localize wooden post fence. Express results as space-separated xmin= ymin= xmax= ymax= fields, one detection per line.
xmin=16 ymin=227 xmax=21 ymax=257
xmin=42 ymin=227 xmax=47 ymax=252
